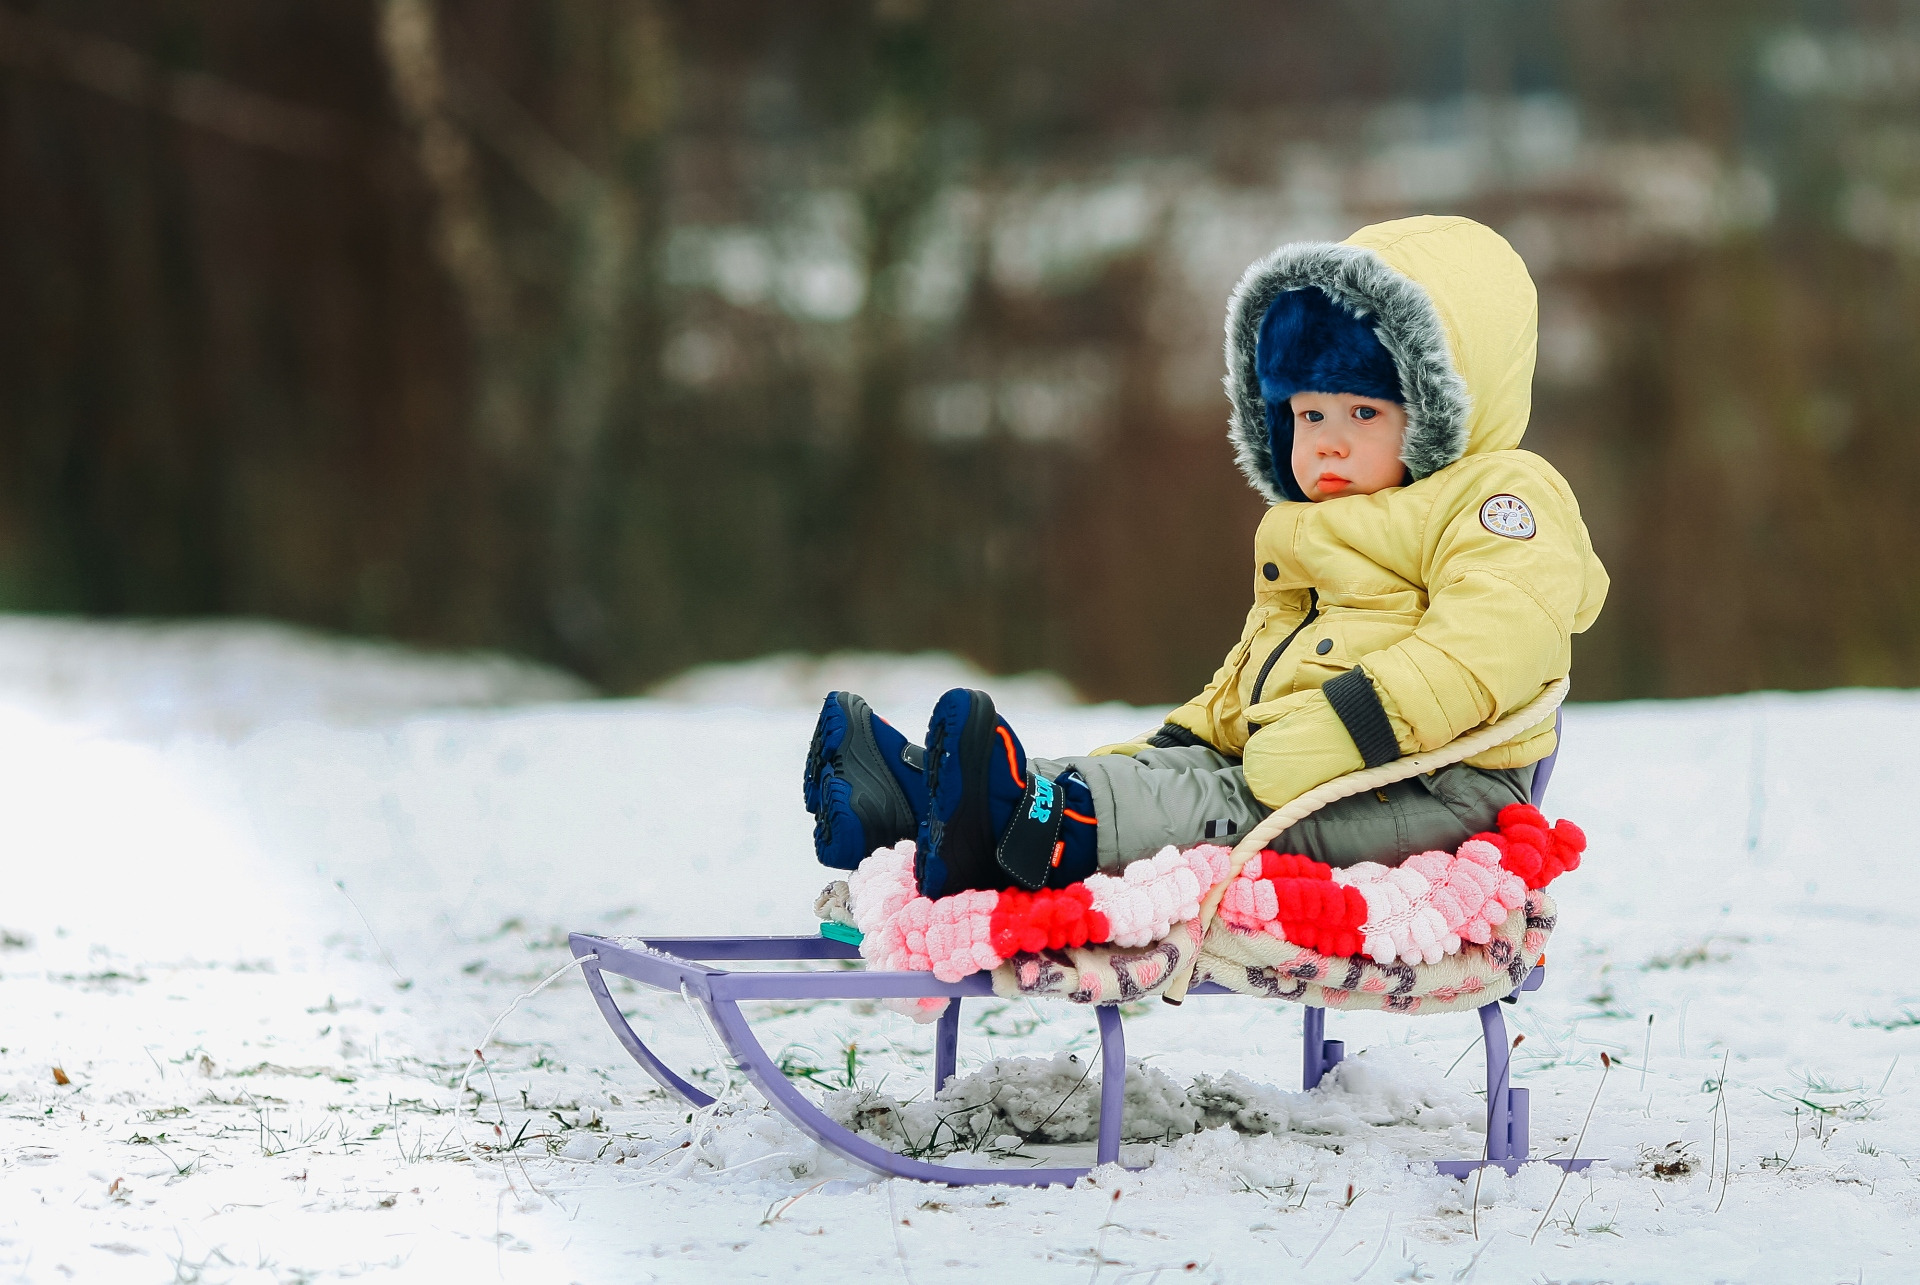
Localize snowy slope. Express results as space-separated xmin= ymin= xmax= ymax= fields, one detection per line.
xmin=0 ymin=615 xmax=592 ymax=742
xmin=2 ymin=619 xmax=1918 ymax=1283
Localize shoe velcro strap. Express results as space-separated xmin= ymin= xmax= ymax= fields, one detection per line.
xmin=995 ymin=772 xmax=1064 ymax=891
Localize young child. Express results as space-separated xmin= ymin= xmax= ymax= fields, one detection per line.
xmin=804 ymin=215 xmax=1608 ymax=901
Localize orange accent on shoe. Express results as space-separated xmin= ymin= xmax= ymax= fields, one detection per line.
xmin=995 ymin=725 xmax=1025 ymax=789
xmin=1064 ymin=809 xmax=1097 ymax=826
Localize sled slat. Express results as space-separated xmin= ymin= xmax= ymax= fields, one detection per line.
xmin=711 ymin=971 xmax=999 ymax=1001
xmin=612 ymin=934 xmax=861 ymax=961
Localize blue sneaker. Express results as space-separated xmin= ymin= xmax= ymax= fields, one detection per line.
xmin=918 ymin=688 xmax=1064 ymax=897
xmin=803 ymin=692 xmax=926 ymax=870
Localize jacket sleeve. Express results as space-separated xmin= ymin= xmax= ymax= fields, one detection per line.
xmin=1241 ymin=466 xmax=1603 ymax=809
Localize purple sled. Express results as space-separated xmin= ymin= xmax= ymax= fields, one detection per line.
xmin=570 ymin=714 xmax=1594 ymax=1185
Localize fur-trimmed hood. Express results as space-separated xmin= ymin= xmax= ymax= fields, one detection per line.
xmin=1224 ymin=216 xmax=1539 ymax=505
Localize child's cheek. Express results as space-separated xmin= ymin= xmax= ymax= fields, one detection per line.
xmin=1289 ymin=438 xmax=1315 ymax=496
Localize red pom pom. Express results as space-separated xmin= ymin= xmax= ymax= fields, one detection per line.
xmin=1085 ymin=908 xmax=1111 ymax=943
xmin=1270 ymin=871 xmax=1368 ymax=956
xmin=1470 ymin=830 xmax=1509 ymax=856
xmin=989 ymin=889 xmax=1026 ymax=957
xmin=1501 ymin=841 xmax=1545 ymax=888
xmin=988 ymin=883 xmax=1111 ymax=957
xmin=1504 ymin=821 xmax=1551 ymax=851
xmin=1498 ymin=802 xmax=1547 ymax=831
xmin=1542 ymin=823 xmax=1583 ymax=882
xmin=998 ymin=887 xmax=1105 ymax=956
xmin=1261 ymin=851 xmax=1332 ymax=881
xmin=1489 ymin=809 xmax=1589 ymax=890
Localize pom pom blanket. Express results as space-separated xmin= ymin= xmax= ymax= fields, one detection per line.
xmin=829 ymin=802 xmax=1581 ymax=1020
xmin=999 ymin=888 xmax=1555 ymax=1015
xmin=822 ymin=680 xmax=1578 ymax=1019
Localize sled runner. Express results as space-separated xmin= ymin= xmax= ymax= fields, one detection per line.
xmin=571 ymin=684 xmax=1598 ymax=1187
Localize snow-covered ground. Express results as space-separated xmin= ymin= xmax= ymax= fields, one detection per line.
xmin=3 ymin=616 xmax=1918 ymax=1283
xmin=0 ymin=616 xmax=592 ymax=741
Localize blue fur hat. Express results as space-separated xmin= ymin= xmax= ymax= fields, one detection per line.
xmin=1255 ymin=287 xmax=1404 ymax=501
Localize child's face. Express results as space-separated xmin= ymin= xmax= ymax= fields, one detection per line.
xmin=1288 ymin=392 xmax=1408 ymax=501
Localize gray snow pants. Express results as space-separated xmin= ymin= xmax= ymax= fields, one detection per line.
xmin=1028 ymin=746 xmax=1532 ymax=873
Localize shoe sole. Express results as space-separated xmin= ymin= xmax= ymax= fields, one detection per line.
xmin=804 ymin=691 xmax=915 ymax=870
xmin=919 ymin=688 xmax=1000 ymax=897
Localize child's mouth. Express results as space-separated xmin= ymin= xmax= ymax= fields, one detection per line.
xmin=1317 ymin=474 xmax=1349 ymax=494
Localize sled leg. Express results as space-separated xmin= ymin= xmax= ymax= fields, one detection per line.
xmin=934 ymin=999 xmax=961 ymax=1093
xmin=1432 ymin=998 xmax=1593 ymax=1178
xmin=575 ymin=953 xmax=717 ymax=1108
xmin=573 ymin=934 xmax=1115 ymax=1185
xmin=1481 ymin=1000 xmax=1514 ymax=1164
xmin=701 ymin=989 xmax=1094 ymax=1187
xmin=1095 ymin=1004 xmax=1126 ymax=1166
xmin=1302 ymin=1006 xmax=1345 ymax=1091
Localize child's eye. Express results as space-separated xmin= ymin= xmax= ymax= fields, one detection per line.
xmin=1354 ymin=406 xmax=1377 ymax=421
xmin=1300 ymin=409 xmax=1324 ymax=423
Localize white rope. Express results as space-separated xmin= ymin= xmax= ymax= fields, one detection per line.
xmin=1162 ymin=678 xmax=1569 ymax=1002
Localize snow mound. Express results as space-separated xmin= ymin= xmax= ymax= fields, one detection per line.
xmin=824 ymin=1045 xmax=1477 ymax=1159
xmin=0 ymin=614 xmax=592 ymax=741
xmin=825 ymin=1051 xmax=1195 ymax=1152
xmin=1188 ymin=1046 xmax=1477 ymax=1137
xmin=646 ymin=649 xmax=1081 ymax=720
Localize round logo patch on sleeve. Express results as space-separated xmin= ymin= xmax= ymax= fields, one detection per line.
xmin=1479 ymin=494 xmax=1537 ymax=540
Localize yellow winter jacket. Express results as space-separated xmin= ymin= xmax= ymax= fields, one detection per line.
xmin=1105 ymin=216 xmax=1608 ymax=809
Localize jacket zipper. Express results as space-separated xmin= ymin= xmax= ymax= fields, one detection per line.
xmin=1247 ymin=589 xmax=1320 ymax=714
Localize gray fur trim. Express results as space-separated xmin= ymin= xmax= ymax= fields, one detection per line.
xmin=1222 ymin=241 xmax=1472 ymax=504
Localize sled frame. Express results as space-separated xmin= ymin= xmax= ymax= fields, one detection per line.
xmin=571 ymin=931 xmax=1591 ymax=1186
xmin=571 ymin=714 xmax=1592 ymax=1186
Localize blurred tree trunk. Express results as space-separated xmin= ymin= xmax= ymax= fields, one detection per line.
xmin=375 ymin=0 xmax=672 ymax=675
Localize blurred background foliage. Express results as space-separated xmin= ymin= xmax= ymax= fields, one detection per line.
xmin=2 ymin=0 xmax=1918 ymax=702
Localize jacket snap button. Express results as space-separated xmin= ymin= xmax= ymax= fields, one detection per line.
xmin=1262 ymin=562 xmax=1279 ymax=581
xmin=1316 ymin=638 xmax=1333 ymax=655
